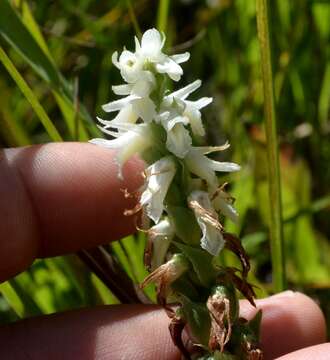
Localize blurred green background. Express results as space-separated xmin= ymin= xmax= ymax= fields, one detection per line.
xmin=0 ymin=0 xmax=329 ymax=335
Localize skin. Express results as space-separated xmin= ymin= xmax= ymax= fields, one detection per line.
xmin=0 ymin=142 xmax=328 ymax=360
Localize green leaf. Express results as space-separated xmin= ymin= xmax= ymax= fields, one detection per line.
xmin=179 ymin=294 xmax=211 ymax=347
xmin=173 ymin=242 xmax=216 ymax=287
xmin=0 ymin=0 xmax=61 ymax=87
xmin=167 ymin=206 xmax=200 ymax=245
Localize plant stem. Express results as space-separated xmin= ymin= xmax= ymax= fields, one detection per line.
xmin=157 ymin=0 xmax=170 ymax=33
xmin=256 ymin=0 xmax=286 ymax=292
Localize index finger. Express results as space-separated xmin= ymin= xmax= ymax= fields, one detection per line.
xmin=0 ymin=142 xmax=144 ymax=282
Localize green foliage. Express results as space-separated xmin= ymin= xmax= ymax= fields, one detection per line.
xmin=0 ymin=0 xmax=329 ymax=329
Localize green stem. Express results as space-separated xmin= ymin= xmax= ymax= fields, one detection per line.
xmin=256 ymin=0 xmax=286 ymax=292
xmin=157 ymin=0 xmax=170 ymax=33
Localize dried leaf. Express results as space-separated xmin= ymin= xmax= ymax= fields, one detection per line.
xmin=224 ymin=232 xmax=250 ymax=278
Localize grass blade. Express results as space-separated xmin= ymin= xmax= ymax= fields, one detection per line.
xmin=0 ymin=46 xmax=62 ymax=142
xmin=256 ymin=0 xmax=286 ymax=292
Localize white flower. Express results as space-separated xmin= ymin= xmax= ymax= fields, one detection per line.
xmin=102 ymin=93 xmax=156 ymax=124
xmin=184 ymin=145 xmax=240 ymax=189
xmin=140 ymin=156 xmax=176 ymax=223
xmin=113 ymin=29 xmax=190 ymax=87
xmin=188 ymin=190 xmax=224 ymax=256
xmin=162 ymin=80 xmax=213 ymax=137
xmin=89 ymin=124 xmax=152 ymax=178
xmin=148 ymin=218 xmax=175 ymax=271
xmin=158 ymin=111 xmax=192 ymax=158
xmin=136 ymin=29 xmax=190 ymax=81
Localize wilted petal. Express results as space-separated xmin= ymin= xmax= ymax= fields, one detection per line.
xmin=188 ymin=191 xmax=224 ymax=256
xmin=141 ymin=253 xmax=189 ymax=302
xmin=212 ymin=190 xmax=238 ymax=224
xmin=140 ymin=156 xmax=176 ymax=223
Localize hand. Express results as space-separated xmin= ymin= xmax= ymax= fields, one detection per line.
xmin=0 ymin=142 xmax=327 ymax=359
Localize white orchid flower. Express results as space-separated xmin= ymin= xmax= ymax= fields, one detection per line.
xmin=140 ymin=156 xmax=176 ymax=224
xmin=184 ymin=145 xmax=240 ymax=189
xmin=102 ymin=91 xmax=156 ymax=123
xmin=90 ymin=124 xmax=152 ymax=178
xmin=136 ymin=28 xmax=190 ymax=81
xmin=158 ymin=111 xmax=192 ymax=158
xmin=188 ymin=190 xmax=224 ymax=256
xmin=162 ymin=80 xmax=212 ymax=137
xmin=148 ymin=218 xmax=175 ymax=271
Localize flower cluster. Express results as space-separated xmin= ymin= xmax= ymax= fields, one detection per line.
xmin=91 ymin=28 xmax=240 ymax=257
xmin=91 ymin=28 xmax=262 ymax=359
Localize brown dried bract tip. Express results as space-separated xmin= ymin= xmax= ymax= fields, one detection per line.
xmin=123 ymin=203 xmax=142 ymax=216
xmin=169 ymin=315 xmax=191 ymax=360
xmin=226 ymin=268 xmax=257 ymax=307
xmin=242 ymin=340 xmax=264 ymax=360
xmin=207 ymin=292 xmax=232 ymax=353
xmin=223 ymin=232 xmax=250 ymax=278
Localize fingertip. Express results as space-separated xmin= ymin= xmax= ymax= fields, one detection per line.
xmin=240 ymin=291 xmax=327 ymax=359
xmin=1 ymin=143 xmax=145 ymax=279
xmin=276 ymin=343 xmax=330 ymax=360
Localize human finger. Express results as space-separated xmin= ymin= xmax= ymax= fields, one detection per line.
xmin=276 ymin=343 xmax=330 ymax=359
xmin=0 ymin=305 xmax=179 ymax=360
xmin=240 ymin=291 xmax=327 ymax=359
xmin=0 ymin=142 xmax=144 ymax=282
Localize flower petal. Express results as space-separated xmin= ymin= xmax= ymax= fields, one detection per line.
xmin=140 ymin=156 xmax=176 ymax=223
xmin=165 ymin=123 xmax=192 ymax=158
xmin=169 ymin=80 xmax=201 ymax=100
xmin=112 ymin=84 xmax=132 ymax=96
xmin=102 ymin=94 xmax=140 ymax=112
xmin=90 ymin=125 xmax=152 ymax=177
xmin=208 ymin=159 xmax=241 ymax=172
xmin=190 ymin=97 xmax=213 ymax=110
xmin=185 ymin=148 xmax=218 ymax=188
xmin=171 ymin=52 xmax=190 ymax=64
xmin=141 ymin=28 xmax=164 ymax=57
xmin=131 ymin=97 xmax=156 ymax=122
xmin=156 ymin=58 xmax=183 ymax=81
